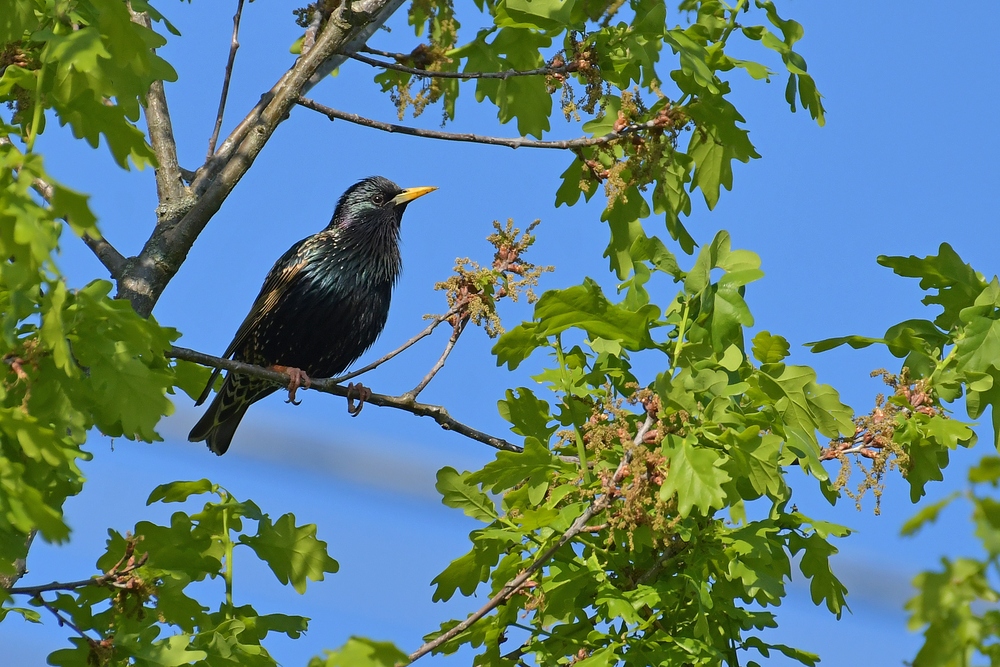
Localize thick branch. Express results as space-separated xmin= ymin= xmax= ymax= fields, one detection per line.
xmin=345 ymin=51 xmax=578 ymax=80
xmin=82 ymin=233 xmax=128 ymax=279
xmin=119 ymin=0 xmax=401 ymax=317
xmin=297 ymin=97 xmax=664 ymax=150
xmin=169 ymin=346 xmax=522 ymax=453
xmin=303 ymin=0 xmax=408 ymax=91
xmin=207 ymin=0 xmax=247 ymax=160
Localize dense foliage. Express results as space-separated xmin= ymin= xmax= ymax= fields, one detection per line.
xmin=1 ymin=1 xmax=996 ymax=665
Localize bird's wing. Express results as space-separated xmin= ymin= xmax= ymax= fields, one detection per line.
xmin=222 ymin=239 xmax=314 ymax=360
xmin=195 ymin=237 xmax=315 ymax=406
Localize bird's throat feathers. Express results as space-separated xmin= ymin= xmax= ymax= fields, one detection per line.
xmin=316 ymin=221 xmax=402 ymax=287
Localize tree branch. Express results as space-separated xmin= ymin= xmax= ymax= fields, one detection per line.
xmin=402 ymin=315 xmax=467 ymax=400
xmin=82 ymin=233 xmax=128 ymax=280
xmin=34 ymin=176 xmax=127 ymax=279
xmin=0 ymin=139 xmax=129 ymax=281
xmin=118 ymin=0 xmax=403 ymax=317
xmin=128 ymin=9 xmax=186 ymax=208
xmin=303 ymin=0 xmax=408 ymax=91
xmin=331 ymin=306 xmax=459 ymax=384
xmin=407 ymin=413 xmax=654 ymax=662
xmin=207 ymin=0 xmax=247 ymax=161
xmin=297 ymin=97 xmax=665 ymax=150
xmin=7 ymin=554 xmax=147 ymax=597
xmin=169 ymin=346 xmax=522 ymax=453
xmin=0 ymin=530 xmax=35 ymax=590
xmin=344 ymin=50 xmax=578 ymax=80
xmin=36 ymin=597 xmax=93 ymax=641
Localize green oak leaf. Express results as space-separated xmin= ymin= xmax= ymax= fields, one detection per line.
xmin=238 ymin=514 xmax=339 ymax=594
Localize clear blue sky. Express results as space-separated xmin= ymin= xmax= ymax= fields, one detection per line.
xmin=4 ymin=2 xmax=999 ymax=664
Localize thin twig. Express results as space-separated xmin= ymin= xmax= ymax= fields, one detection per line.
xmin=359 ymin=46 xmax=410 ymax=59
xmin=169 ymin=346 xmax=522 ymax=453
xmin=403 ymin=315 xmax=468 ymax=400
xmin=345 ymin=51 xmax=578 ymax=80
xmin=36 ymin=597 xmax=92 ymax=641
xmin=207 ymin=0 xmax=247 ymax=160
xmin=409 ymin=496 xmax=608 ymax=661
xmin=8 ymin=556 xmax=147 ymax=597
xmin=408 ymin=412 xmax=653 ymax=662
xmin=330 ymin=307 xmax=459 ymax=384
xmin=297 ymin=97 xmax=665 ymax=150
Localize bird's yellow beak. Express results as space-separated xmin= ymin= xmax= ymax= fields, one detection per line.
xmin=392 ymin=186 xmax=437 ymax=206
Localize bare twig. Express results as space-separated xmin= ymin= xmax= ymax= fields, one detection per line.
xmin=8 ymin=554 xmax=147 ymax=597
xmin=35 ymin=597 xmax=93 ymax=641
xmin=359 ymin=46 xmax=412 ymax=59
xmin=297 ymin=97 xmax=665 ymax=150
xmin=330 ymin=306 xmax=459 ymax=384
xmin=207 ymin=0 xmax=247 ymax=160
xmin=169 ymin=346 xmax=522 ymax=453
xmin=408 ymin=412 xmax=653 ymax=662
xmin=345 ymin=51 xmax=578 ymax=80
xmin=403 ymin=315 xmax=468 ymax=400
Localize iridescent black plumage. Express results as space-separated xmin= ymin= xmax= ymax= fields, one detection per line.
xmin=188 ymin=176 xmax=435 ymax=454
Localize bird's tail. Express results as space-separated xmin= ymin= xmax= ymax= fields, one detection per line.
xmin=189 ymin=374 xmax=260 ymax=455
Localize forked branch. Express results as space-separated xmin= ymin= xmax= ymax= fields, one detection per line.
xmin=331 ymin=305 xmax=460 ymax=384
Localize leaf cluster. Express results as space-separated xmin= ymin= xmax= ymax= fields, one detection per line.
xmin=340 ymin=229 xmax=855 ymax=666
xmin=3 ymin=480 xmax=339 ymax=667
xmin=360 ymin=0 xmax=824 ymax=260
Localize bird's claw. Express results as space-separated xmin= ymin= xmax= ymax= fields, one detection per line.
xmin=272 ymin=365 xmax=312 ymax=405
xmin=346 ymin=382 xmax=371 ymax=417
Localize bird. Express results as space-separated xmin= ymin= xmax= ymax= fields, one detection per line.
xmin=188 ymin=176 xmax=436 ymax=455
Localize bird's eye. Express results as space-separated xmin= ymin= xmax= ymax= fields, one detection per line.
xmin=371 ymin=192 xmax=386 ymax=205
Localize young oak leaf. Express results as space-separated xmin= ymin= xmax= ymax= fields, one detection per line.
xmin=659 ymin=434 xmax=731 ymax=517
xmin=238 ymin=514 xmax=339 ymax=594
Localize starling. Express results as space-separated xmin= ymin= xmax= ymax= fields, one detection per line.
xmin=188 ymin=176 xmax=436 ymax=455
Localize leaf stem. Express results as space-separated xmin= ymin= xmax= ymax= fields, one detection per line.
xmin=222 ymin=497 xmax=234 ymax=617
xmin=555 ymin=334 xmax=592 ymax=483
xmin=26 ymin=63 xmax=47 ymax=153
xmin=670 ymin=300 xmax=691 ymax=374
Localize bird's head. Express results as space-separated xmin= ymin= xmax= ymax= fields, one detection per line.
xmin=330 ymin=176 xmax=436 ymax=231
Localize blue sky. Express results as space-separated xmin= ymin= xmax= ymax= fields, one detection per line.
xmin=4 ymin=1 xmax=999 ymax=665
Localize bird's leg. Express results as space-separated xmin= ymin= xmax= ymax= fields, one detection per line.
xmin=271 ymin=365 xmax=312 ymax=405
xmin=345 ymin=382 xmax=372 ymax=417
